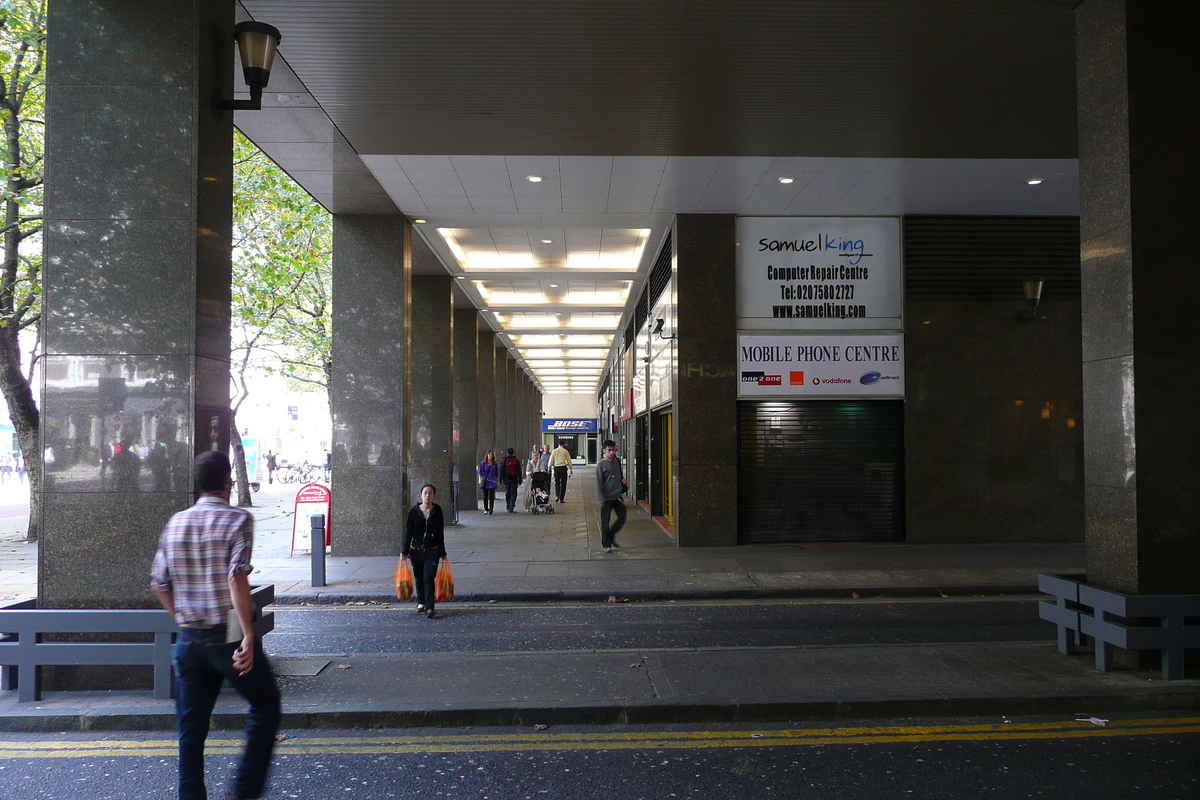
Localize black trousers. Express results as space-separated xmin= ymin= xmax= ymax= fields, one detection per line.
xmin=409 ymin=551 xmax=441 ymax=609
xmin=553 ymin=466 xmax=569 ymax=501
xmin=481 ymin=486 xmax=495 ymax=513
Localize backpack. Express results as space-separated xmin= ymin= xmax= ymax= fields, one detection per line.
xmin=504 ymin=456 xmax=520 ymax=480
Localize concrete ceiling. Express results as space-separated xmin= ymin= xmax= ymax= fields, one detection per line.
xmin=234 ymin=0 xmax=1081 ymax=394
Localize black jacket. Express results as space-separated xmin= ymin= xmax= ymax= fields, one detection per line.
xmin=403 ymin=503 xmax=447 ymax=557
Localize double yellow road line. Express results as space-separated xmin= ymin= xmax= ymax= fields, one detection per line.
xmin=3 ymin=717 xmax=1199 ymax=759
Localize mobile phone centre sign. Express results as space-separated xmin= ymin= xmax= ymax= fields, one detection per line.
xmin=738 ymin=334 xmax=904 ymax=398
xmin=736 ymin=217 xmax=902 ymax=331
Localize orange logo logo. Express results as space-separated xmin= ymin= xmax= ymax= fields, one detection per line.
xmin=789 ymin=371 xmax=805 ymax=385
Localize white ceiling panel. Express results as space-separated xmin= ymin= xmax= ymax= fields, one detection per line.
xmin=562 ymin=157 xmax=615 ymax=214
xmin=452 ymin=156 xmax=519 ymax=214
xmin=608 ymin=157 xmax=669 ymax=212
xmin=695 ymin=157 xmax=775 ymax=212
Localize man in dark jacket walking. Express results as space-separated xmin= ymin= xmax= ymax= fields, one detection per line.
xmin=595 ymin=440 xmax=627 ymax=552
xmin=501 ymin=447 xmax=522 ymax=512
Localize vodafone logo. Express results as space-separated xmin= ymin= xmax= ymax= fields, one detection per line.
xmin=811 ymin=378 xmax=852 ymax=386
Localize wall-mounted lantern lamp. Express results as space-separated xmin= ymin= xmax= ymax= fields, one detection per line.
xmin=1020 ymin=278 xmax=1044 ymax=321
xmin=213 ymin=21 xmax=283 ymax=116
xmin=652 ymin=318 xmax=676 ymax=340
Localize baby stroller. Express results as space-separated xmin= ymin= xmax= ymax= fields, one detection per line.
xmin=529 ymin=471 xmax=555 ymax=514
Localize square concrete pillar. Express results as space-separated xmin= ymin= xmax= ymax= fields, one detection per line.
xmin=476 ymin=330 xmax=496 ymax=458
xmin=453 ymin=309 xmax=479 ymax=511
xmin=41 ymin=0 xmax=236 ymax=606
xmin=674 ymin=215 xmax=738 ymax=546
xmin=1077 ymin=0 xmax=1200 ymax=593
xmin=409 ymin=274 xmax=454 ymax=501
xmin=331 ymin=215 xmax=410 ymax=555
xmin=494 ymin=346 xmax=510 ymax=456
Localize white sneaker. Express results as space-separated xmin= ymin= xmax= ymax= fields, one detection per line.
xmin=603 ymin=546 xmax=612 ymax=553
xmin=416 ymin=604 xmax=425 ymax=613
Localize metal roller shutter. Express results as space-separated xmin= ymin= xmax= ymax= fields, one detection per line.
xmin=738 ymin=400 xmax=905 ymax=544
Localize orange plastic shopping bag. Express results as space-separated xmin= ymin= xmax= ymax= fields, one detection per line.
xmin=394 ymin=557 xmax=414 ymax=601
xmin=435 ymin=558 xmax=455 ymax=602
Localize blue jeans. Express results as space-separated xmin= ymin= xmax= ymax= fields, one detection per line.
xmin=174 ymin=627 xmax=281 ymax=800
xmin=600 ymin=498 xmax=627 ymax=547
xmin=505 ymin=481 xmax=518 ymax=510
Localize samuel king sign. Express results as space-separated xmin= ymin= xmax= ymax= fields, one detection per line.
xmin=736 ymin=217 xmax=902 ymax=331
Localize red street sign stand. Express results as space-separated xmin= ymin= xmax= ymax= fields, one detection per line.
xmin=291 ymin=483 xmax=331 ymax=553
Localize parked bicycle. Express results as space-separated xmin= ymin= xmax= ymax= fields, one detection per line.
xmin=278 ymin=463 xmax=321 ymax=484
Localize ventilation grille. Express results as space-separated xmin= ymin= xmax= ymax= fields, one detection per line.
xmin=647 ymin=231 xmax=673 ymax=307
xmin=905 ymin=216 xmax=1080 ymax=300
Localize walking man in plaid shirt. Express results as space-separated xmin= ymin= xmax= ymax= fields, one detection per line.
xmin=151 ymin=451 xmax=281 ymax=800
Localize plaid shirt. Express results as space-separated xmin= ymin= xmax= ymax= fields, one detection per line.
xmin=150 ymin=495 xmax=254 ymax=627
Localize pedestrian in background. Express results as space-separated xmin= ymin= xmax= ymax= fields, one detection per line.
xmin=265 ymin=451 xmax=278 ymax=484
xmin=403 ymin=483 xmax=447 ymax=619
xmin=596 ymin=439 xmax=627 ymax=552
xmin=151 ymin=451 xmax=281 ymax=800
xmin=550 ymin=441 xmax=573 ymax=503
xmin=477 ymin=450 xmax=499 ymax=515
xmin=501 ymin=447 xmax=523 ymax=512
xmin=523 ymin=445 xmax=541 ymax=511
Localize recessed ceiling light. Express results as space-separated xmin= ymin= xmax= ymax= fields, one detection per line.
xmin=778 ymin=177 xmax=794 ymax=184
xmin=527 ymin=175 xmax=543 ymax=183
xmin=541 ymin=239 xmax=552 ymax=244
xmin=549 ymin=284 xmax=559 ymax=288
xmin=455 ymin=276 xmax=466 ymax=280
xmin=1026 ymin=179 xmax=1043 ymax=185
xmin=414 ymin=219 xmax=427 ymax=224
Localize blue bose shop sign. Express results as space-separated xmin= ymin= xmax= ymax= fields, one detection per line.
xmin=543 ymin=418 xmax=599 ymax=434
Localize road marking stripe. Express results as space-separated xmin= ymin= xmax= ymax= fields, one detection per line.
xmin=1 ymin=719 xmax=1198 ymax=759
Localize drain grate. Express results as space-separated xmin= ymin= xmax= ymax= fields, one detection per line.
xmin=271 ymin=658 xmax=331 ymax=677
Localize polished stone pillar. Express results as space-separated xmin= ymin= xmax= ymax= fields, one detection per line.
xmin=494 ymin=346 xmax=510 ymax=455
xmin=409 ymin=275 xmax=454 ymax=503
xmin=506 ymin=356 xmax=520 ymax=454
xmin=477 ymin=330 xmax=496 ymax=458
xmin=41 ymin=0 xmax=235 ymax=606
xmin=452 ymin=309 xmax=479 ymax=512
xmin=1077 ymin=1 xmax=1200 ymax=593
xmin=331 ymin=215 xmax=410 ymax=555
xmin=674 ymin=215 xmax=738 ymax=546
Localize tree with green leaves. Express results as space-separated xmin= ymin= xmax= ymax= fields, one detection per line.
xmin=0 ymin=0 xmax=43 ymax=541
xmin=230 ymin=129 xmax=331 ymax=506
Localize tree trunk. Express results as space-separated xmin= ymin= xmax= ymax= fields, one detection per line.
xmin=0 ymin=329 xmax=39 ymax=541
xmin=230 ymin=412 xmax=253 ymax=508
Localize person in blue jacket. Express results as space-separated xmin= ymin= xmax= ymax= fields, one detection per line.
xmin=403 ymin=484 xmax=447 ymax=619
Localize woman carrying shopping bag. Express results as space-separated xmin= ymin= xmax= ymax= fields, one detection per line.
xmin=402 ymin=483 xmax=447 ymax=619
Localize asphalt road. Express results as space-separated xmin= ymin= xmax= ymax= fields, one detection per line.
xmin=264 ymin=596 xmax=1052 ymax=656
xmin=0 ymin=716 xmax=1196 ymax=799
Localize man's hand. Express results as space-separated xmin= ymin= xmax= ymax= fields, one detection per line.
xmin=233 ymin=633 xmax=255 ymax=676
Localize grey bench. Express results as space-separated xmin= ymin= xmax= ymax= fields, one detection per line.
xmin=0 ymin=585 xmax=275 ymax=702
xmin=1039 ymin=573 xmax=1200 ymax=680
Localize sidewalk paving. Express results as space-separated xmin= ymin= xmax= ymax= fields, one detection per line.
xmin=2 ymin=474 xmax=1197 ymax=732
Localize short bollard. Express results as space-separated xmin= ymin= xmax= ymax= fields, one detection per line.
xmin=310 ymin=513 xmax=326 ymax=587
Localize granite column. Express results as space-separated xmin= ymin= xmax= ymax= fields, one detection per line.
xmin=453 ymin=309 xmax=479 ymax=512
xmin=674 ymin=215 xmax=738 ymax=546
xmin=330 ymin=215 xmax=410 ymax=555
xmin=1077 ymin=0 xmax=1200 ymax=592
xmin=476 ymin=330 xmax=496 ymax=459
xmin=409 ymin=275 xmax=454 ymax=503
xmin=42 ymin=0 xmax=236 ymax=606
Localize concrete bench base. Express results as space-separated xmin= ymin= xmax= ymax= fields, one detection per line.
xmin=0 ymin=586 xmax=274 ymax=702
xmin=1039 ymin=574 xmax=1200 ymax=680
